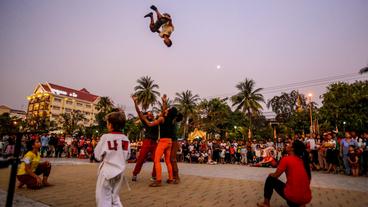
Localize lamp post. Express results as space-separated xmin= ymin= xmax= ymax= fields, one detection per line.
xmin=234 ymin=126 xmax=238 ymax=140
xmin=308 ymin=93 xmax=313 ymax=134
xmin=343 ymin=121 xmax=346 ymax=134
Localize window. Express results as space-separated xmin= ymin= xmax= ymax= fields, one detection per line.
xmin=77 ymin=102 xmax=83 ymax=107
xmin=54 ymin=98 xmax=62 ymax=103
xmin=65 ymin=108 xmax=72 ymax=112
xmin=86 ymin=104 xmax=91 ymax=108
xmin=53 ymin=106 xmax=60 ymax=110
xmin=33 ymin=103 xmax=39 ymax=111
xmin=40 ymin=102 xmax=45 ymax=110
xmin=66 ymin=100 xmax=73 ymax=105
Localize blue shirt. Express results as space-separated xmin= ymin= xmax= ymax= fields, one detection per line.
xmin=41 ymin=136 xmax=49 ymax=147
xmin=341 ymin=138 xmax=358 ymax=156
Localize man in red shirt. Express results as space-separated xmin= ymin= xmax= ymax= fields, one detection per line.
xmin=257 ymin=140 xmax=312 ymax=207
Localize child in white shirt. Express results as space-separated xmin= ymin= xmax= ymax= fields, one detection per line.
xmin=94 ymin=112 xmax=131 ymax=207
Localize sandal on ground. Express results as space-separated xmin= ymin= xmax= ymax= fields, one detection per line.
xmin=173 ymin=179 xmax=180 ymax=184
xmin=149 ymin=181 xmax=162 ymax=187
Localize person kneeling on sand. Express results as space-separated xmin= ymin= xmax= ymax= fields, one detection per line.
xmin=17 ymin=138 xmax=52 ymax=189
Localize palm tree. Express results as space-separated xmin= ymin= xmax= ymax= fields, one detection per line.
xmin=174 ymin=90 xmax=200 ymax=138
xmin=95 ymin=96 xmax=114 ymax=113
xmin=59 ymin=110 xmax=86 ymax=135
xmin=152 ymin=97 xmax=173 ymax=115
xmin=231 ymin=78 xmax=265 ymax=140
xmin=134 ymin=76 xmax=160 ymax=111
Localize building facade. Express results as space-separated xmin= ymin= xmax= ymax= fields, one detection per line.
xmin=27 ymin=82 xmax=101 ymax=127
xmin=0 ymin=105 xmax=27 ymax=120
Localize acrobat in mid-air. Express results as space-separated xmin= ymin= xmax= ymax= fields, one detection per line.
xmin=144 ymin=5 xmax=174 ymax=47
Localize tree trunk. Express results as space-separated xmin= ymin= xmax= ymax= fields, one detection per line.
xmin=183 ymin=117 xmax=189 ymax=139
xmin=248 ymin=109 xmax=252 ymax=141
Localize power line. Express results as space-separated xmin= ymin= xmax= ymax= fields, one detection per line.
xmin=123 ymin=73 xmax=367 ymax=112
xmin=205 ymin=73 xmax=366 ymax=99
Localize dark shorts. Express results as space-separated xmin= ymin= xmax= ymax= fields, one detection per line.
xmin=151 ymin=17 xmax=169 ymax=32
xmin=326 ymin=149 xmax=339 ymax=165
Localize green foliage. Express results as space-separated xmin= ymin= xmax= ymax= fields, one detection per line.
xmin=0 ymin=113 xmax=21 ymax=134
xmin=320 ymin=81 xmax=368 ymax=133
xmin=134 ymin=76 xmax=160 ymax=111
xmin=174 ymin=90 xmax=200 ymax=138
xmin=195 ymin=98 xmax=232 ymax=138
xmin=285 ymin=110 xmax=310 ymax=134
xmin=26 ymin=114 xmax=53 ymax=133
xmin=124 ymin=117 xmax=142 ymax=141
xmin=267 ymin=90 xmax=307 ymax=123
xmin=152 ymin=97 xmax=172 ymax=115
xmin=58 ymin=110 xmax=86 ymax=135
xmin=95 ymin=96 xmax=115 ymax=133
xmin=84 ymin=125 xmax=100 ymax=138
xmin=231 ymin=78 xmax=265 ymax=115
xmin=95 ymin=97 xmax=114 ymax=113
xmin=231 ymin=78 xmax=265 ymax=138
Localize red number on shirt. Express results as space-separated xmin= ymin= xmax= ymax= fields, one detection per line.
xmin=122 ymin=140 xmax=129 ymax=151
xmin=107 ymin=140 xmax=118 ymax=151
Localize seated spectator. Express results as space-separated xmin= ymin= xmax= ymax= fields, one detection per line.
xmin=17 ymin=139 xmax=52 ymax=189
xmin=257 ymin=140 xmax=312 ymax=207
xmin=190 ymin=150 xmax=199 ymax=163
xmin=252 ymin=151 xmax=277 ymax=168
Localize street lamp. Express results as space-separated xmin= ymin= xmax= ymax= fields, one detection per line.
xmin=233 ymin=126 xmax=238 ymax=140
xmin=343 ymin=121 xmax=346 ymax=134
xmin=308 ymin=93 xmax=313 ymax=134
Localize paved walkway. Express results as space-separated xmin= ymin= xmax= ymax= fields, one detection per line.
xmin=0 ymin=159 xmax=367 ymax=207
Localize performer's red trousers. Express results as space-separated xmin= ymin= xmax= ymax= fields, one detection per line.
xmin=133 ymin=139 xmax=157 ymax=177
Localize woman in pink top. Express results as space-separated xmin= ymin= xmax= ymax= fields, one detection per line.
xmin=257 ymin=140 xmax=312 ymax=207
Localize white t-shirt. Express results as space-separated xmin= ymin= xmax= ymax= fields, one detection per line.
xmin=94 ymin=132 xmax=131 ymax=179
xmin=65 ymin=137 xmax=73 ymax=146
xmin=307 ymin=138 xmax=316 ymax=150
xmin=189 ymin=145 xmax=194 ymax=152
xmin=266 ymin=141 xmax=274 ymax=148
xmin=159 ymin=22 xmax=174 ymax=38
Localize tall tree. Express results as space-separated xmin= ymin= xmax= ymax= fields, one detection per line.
xmin=319 ymin=81 xmax=368 ymax=133
xmin=26 ymin=114 xmax=52 ymax=132
xmin=95 ymin=96 xmax=115 ymax=133
xmin=95 ymin=96 xmax=114 ymax=113
xmin=267 ymin=90 xmax=308 ymax=123
xmin=196 ymin=98 xmax=232 ymax=139
xmin=174 ymin=90 xmax=200 ymax=138
xmin=231 ymin=78 xmax=265 ymax=139
xmin=152 ymin=98 xmax=172 ymax=115
xmin=59 ymin=110 xmax=86 ymax=135
xmin=134 ymin=76 xmax=160 ymax=111
xmin=0 ymin=113 xmax=22 ymax=134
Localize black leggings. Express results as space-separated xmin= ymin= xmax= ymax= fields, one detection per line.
xmin=264 ymin=176 xmax=300 ymax=207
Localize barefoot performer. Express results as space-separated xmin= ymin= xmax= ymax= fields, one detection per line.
xmin=144 ymin=5 xmax=174 ymax=47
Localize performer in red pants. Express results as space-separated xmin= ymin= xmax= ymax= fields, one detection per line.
xmin=132 ymin=111 xmax=159 ymax=181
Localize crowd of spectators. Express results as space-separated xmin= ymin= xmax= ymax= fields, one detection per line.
xmin=0 ymin=134 xmax=99 ymax=162
xmin=1 ymin=130 xmax=367 ymax=176
xmin=131 ymin=130 xmax=368 ymax=176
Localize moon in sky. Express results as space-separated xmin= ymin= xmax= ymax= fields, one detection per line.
xmin=216 ymin=65 xmax=221 ymax=69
